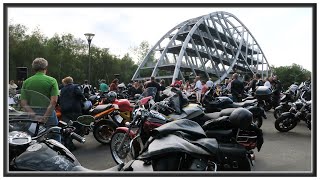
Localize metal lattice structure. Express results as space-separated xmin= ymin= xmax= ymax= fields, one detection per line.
xmin=132 ymin=11 xmax=271 ymax=84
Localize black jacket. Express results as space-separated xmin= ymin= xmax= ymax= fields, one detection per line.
xmin=272 ymin=80 xmax=282 ymax=96
xmin=231 ymin=79 xmax=244 ymax=97
xmin=59 ymin=84 xmax=85 ymax=114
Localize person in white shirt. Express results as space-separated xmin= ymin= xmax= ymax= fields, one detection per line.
xmin=264 ymin=77 xmax=272 ymax=89
xmin=9 ymin=80 xmax=18 ymax=96
xmin=206 ymin=78 xmax=214 ymax=89
xmin=194 ymin=76 xmax=202 ymax=104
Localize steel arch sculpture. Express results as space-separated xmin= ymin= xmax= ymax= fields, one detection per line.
xmin=132 ymin=11 xmax=271 ymax=84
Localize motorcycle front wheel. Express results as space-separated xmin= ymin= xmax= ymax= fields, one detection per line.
xmin=264 ymin=101 xmax=272 ymax=111
xmin=274 ymin=115 xmax=297 ymax=132
xmin=273 ymin=108 xmax=283 ymax=119
xmin=93 ymin=120 xmax=118 ymax=144
xmin=252 ymin=116 xmax=262 ymax=128
xmin=110 ymin=132 xmax=133 ymax=164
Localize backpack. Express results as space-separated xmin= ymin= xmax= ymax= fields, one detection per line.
xmin=82 ymin=84 xmax=91 ymax=94
xmin=256 ymin=80 xmax=264 ymax=87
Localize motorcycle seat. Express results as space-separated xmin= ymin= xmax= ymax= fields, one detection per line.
xmin=201 ymin=108 xmax=236 ymax=122
xmin=232 ymin=99 xmax=257 ymax=108
xmin=202 ymin=116 xmax=231 ymax=130
xmin=205 ymin=129 xmax=234 ymax=142
xmin=201 ymin=112 xmax=221 ymax=121
xmin=89 ymin=104 xmax=113 ymax=114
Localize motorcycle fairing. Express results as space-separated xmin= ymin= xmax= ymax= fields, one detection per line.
xmin=138 ymin=133 xmax=216 ymax=159
xmin=113 ymin=99 xmax=133 ymax=112
xmin=167 ymin=104 xmax=204 ymax=120
xmin=151 ymin=119 xmax=207 ymax=139
xmin=90 ymin=104 xmax=113 ymax=114
xmin=14 ymin=141 xmax=80 ymax=171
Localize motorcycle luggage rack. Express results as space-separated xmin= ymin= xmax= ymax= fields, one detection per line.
xmin=236 ymin=129 xmax=257 ymax=143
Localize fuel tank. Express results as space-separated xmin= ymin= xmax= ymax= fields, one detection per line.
xmin=14 ymin=139 xmax=80 ymax=171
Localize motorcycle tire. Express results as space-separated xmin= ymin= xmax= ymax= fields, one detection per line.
xmin=273 ymin=108 xmax=283 ymax=119
xmin=274 ymin=116 xmax=298 ymax=132
xmin=264 ymin=102 xmax=272 ymax=112
xmin=252 ymin=116 xmax=263 ymax=128
xmin=110 ymin=132 xmax=133 ymax=164
xmin=93 ymin=120 xmax=118 ymax=144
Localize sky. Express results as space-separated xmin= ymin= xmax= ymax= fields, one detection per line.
xmin=7 ymin=6 xmax=313 ymax=71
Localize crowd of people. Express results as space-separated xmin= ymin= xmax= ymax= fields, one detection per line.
xmin=10 ymin=57 xmax=286 ymax=145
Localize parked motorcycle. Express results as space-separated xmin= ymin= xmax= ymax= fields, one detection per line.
xmin=137 ymin=114 xmax=254 ymax=171
xmin=273 ymin=90 xmax=296 ymax=119
xmin=253 ymin=86 xmax=274 ymax=111
xmin=86 ymin=89 xmax=155 ymax=144
xmin=274 ymin=92 xmax=312 ymax=132
xmin=8 ymin=116 xmax=100 ymax=171
xmin=202 ymin=88 xmax=257 ymax=112
xmin=196 ymin=87 xmax=266 ymax=128
xmin=8 ymin=115 xmax=215 ymax=172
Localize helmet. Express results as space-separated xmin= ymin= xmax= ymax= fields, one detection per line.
xmin=106 ymin=91 xmax=117 ymax=102
xmin=82 ymin=100 xmax=93 ymax=111
xmin=229 ymin=108 xmax=252 ymax=129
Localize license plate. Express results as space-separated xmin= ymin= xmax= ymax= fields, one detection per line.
xmin=115 ymin=115 xmax=123 ymax=123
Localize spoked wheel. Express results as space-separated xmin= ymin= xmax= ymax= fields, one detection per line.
xmin=110 ymin=132 xmax=133 ymax=164
xmin=252 ymin=117 xmax=263 ymax=128
xmin=274 ymin=116 xmax=297 ymax=132
xmin=93 ymin=120 xmax=117 ymax=144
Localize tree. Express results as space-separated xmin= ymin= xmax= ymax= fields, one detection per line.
xmin=131 ymin=40 xmax=155 ymax=65
xmin=272 ymin=63 xmax=311 ymax=90
xmin=8 ymin=23 xmax=139 ymax=88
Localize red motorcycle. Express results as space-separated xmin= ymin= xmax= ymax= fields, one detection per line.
xmin=89 ymin=90 xmax=154 ymax=144
xmin=110 ymin=106 xmax=169 ymax=164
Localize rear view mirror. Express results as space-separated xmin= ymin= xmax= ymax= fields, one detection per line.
xmin=76 ymin=115 xmax=94 ymax=126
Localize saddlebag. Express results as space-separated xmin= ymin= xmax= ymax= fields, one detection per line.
xmin=216 ymin=143 xmax=251 ymax=171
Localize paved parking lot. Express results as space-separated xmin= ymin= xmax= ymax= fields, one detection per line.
xmin=72 ymin=110 xmax=312 ymax=172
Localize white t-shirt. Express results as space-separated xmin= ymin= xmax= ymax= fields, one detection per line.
xmin=264 ymin=81 xmax=271 ymax=89
xmin=206 ymin=80 xmax=214 ymax=88
xmin=195 ymin=80 xmax=202 ymax=92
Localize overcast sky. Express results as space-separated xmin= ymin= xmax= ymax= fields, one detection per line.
xmin=7 ymin=6 xmax=313 ymax=71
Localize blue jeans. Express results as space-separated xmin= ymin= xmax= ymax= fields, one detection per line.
xmin=33 ymin=108 xmax=61 ymax=142
xmin=45 ymin=110 xmax=61 ymax=143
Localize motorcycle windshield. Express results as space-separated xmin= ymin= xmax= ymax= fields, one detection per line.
xmin=9 ymin=89 xmax=53 ymax=137
xmin=141 ymin=87 xmax=157 ymax=99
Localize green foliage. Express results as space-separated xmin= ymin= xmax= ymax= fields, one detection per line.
xmin=272 ymin=63 xmax=311 ymax=90
xmin=9 ymin=23 xmax=138 ymax=88
xmin=131 ymin=40 xmax=155 ymax=65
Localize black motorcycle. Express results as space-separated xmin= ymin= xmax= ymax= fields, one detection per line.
xmin=137 ymin=117 xmax=254 ymax=171
xmin=273 ymin=90 xmax=296 ymax=119
xmin=8 ymin=116 xmax=89 ymax=171
xmin=274 ymin=93 xmax=311 ymax=132
xmin=202 ymin=88 xmax=258 ymax=113
xmin=254 ymin=86 xmax=275 ymax=111
xmin=202 ymin=89 xmax=266 ymax=128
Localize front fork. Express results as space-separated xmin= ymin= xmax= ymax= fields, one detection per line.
xmin=116 ymin=131 xmax=130 ymax=152
xmin=248 ymin=150 xmax=255 ymax=167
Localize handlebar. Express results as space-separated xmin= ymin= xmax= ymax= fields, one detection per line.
xmin=70 ymin=132 xmax=86 ymax=143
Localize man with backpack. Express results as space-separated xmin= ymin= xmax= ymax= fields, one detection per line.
xmin=81 ymin=80 xmax=94 ymax=98
xmin=59 ymin=76 xmax=86 ymax=150
xmin=255 ymin=73 xmax=264 ymax=87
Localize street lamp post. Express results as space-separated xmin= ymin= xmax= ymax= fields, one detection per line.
xmin=84 ymin=33 xmax=95 ymax=84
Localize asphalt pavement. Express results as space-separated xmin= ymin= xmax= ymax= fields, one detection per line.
xmin=72 ymin=110 xmax=312 ymax=172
